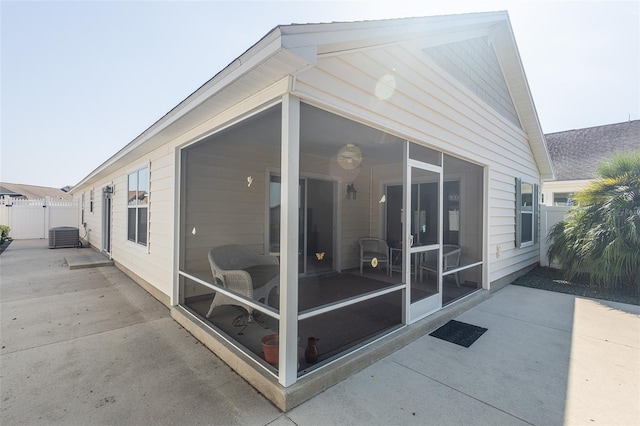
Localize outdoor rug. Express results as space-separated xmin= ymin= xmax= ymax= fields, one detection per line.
xmin=429 ymin=320 xmax=487 ymax=348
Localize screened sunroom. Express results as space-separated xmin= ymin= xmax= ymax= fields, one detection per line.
xmin=176 ymin=98 xmax=484 ymax=387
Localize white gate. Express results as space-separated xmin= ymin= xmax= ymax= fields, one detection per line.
xmin=0 ymin=197 xmax=79 ymax=239
xmin=540 ymin=205 xmax=571 ymax=268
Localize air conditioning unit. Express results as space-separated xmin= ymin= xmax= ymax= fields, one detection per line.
xmin=49 ymin=226 xmax=79 ymax=249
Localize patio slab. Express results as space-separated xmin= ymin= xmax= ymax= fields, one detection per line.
xmin=288 ymin=285 xmax=640 ymax=425
xmin=1 ymin=318 xmax=282 ymax=425
xmin=1 ymin=240 xmax=282 ymax=425
xmin=1 ymin=240 xmax=638 ymax=425
xmin=63 ymin=247 xmax=114 ymax=269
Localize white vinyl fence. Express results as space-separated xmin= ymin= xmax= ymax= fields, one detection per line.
xmin=540 ymin=205 xmax=571 ymax=268
xmin=0 ymin=196 xmax=79 ymax=239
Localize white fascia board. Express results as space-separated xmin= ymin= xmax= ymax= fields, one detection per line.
xmin=408 ymin=26 xmax=495 ymax=50
xmin=498 ymin=16 xmax=555 ymax=181
xmin=280 ymin=11 xmax=507 ymax=55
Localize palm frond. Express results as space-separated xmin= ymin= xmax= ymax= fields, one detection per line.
xmin=547 ymin=150 xmax=640 ymax=294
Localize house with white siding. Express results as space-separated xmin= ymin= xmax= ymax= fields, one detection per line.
xmin=71 ymin=12 xmax=553 ymax=410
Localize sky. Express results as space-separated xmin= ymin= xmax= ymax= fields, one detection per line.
xmin=1 ymin=0 xmax=638 ymax=188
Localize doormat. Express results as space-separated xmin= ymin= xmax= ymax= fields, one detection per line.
xmin=0 ymin=239 xmax=12 ymax=256
xmin=429 ymin=320 xmax=487 ymax=348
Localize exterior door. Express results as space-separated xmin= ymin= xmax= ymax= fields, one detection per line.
xmin=303 ymin=178 xmax=335 ymax=275
xmin=102 ymin=188 xmax=112 ymax=256
xmin=406 ymin=160 xmax=442 ymax=322
xmin=270 ymin=174 xmax=336 ymax=275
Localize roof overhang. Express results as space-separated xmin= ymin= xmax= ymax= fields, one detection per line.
xmin=72 ymin=28 xmax=316 ymax=192
xmin=490 ymin=14 xmax=555 ymax=180
xmin=72 ymin=11 xmax=554 ymax=191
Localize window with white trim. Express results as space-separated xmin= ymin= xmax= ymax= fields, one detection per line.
xmin=553 ymin=192 xmax=575 ymax=206
xmin=127 ymin=167 xmax=148 ymax=246
xmin=89 ymin=189 xmax=94 ymax=213
xmin=515 ymin=178 xmax=539 ymax=248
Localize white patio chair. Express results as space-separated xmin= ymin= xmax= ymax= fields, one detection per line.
xmin=206 ymin=245 xmax=279 ymax=318
xmin=419 ymin=244 xmax=462 ymax=286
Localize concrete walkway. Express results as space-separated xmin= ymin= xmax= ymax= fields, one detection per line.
xmin=1 ymin=240 xmax=638 ymax=425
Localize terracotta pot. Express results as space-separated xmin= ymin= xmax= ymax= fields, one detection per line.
xmin=261 ymin=334 xmax=279 ymax=364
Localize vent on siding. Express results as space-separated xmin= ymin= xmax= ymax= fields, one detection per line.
xmin=49 ymin=227 xmax=79 ymax=249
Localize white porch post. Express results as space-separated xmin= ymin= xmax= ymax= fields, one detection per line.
xmin=279 ymin=94 xmax=300 ymax=387
xmin=402 ymin=141 xmax=410 ymax=325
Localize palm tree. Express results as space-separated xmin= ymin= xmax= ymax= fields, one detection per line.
xmin=547 ymin=150 xmax=640 ymax=293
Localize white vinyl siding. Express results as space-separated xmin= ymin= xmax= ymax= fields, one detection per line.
xmin=423 ymin=37 xmax=521 ymax=128
xmin=73 ymin=149 xmax=175 ymax=300
xmin=542 ymin=179 xmax=591 ymax=206
xmin=294 ymin=44 xmax=541 ymax=287
xmin=182 ymin=143 xmax=278 ymax=274
xmin=71 ymin=31 xmax=546 ymax=300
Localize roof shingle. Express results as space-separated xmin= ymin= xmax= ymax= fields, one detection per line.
xmin=545 ymin=120 xmax=640 ymax=181
xmin=0 ymin=182 xmax=73 ymax=201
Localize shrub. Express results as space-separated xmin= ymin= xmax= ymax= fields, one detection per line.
xmin=0 ymin=225 xmax=10 ymax=243
xmin=547 ymin=151 xmax=640 ymax=294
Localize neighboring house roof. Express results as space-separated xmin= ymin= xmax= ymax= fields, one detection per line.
xmin=545 ymin=120 xmax=640 ymax=181
xmin=0 ymin=182 xmax=73 ymax=201
xmin=73 ymin=12 xmax=553 ymax=191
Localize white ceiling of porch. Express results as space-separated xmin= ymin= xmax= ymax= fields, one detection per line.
xmin=196 ymin=102 xmax=405 ymax=164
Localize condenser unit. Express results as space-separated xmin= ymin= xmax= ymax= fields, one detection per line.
xmin=49 ymin=226 xmax=79 ymax=249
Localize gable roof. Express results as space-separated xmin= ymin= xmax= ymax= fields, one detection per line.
xmin=545 ymin=120 xmax=640 ymax=181
xmin=0 ymin=182 xmax=73 ymax=201
xmin=73 ymin=12 xmax=553 ymax=190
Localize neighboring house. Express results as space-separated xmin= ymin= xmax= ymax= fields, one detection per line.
xmin=0 ymin=182 xmax=73 ymax=201
xmin=71 ymin=12 xmax=553 ymax=410
xmin=0 ymin=182 xmax=77 ymax=239
xmin=542 ymin=120 xmax=640 ymax=205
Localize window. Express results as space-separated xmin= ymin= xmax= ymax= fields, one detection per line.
xmin=81 ymin=193 xmax=85 ymax=225
xmin=128 ymin=167 xmax=149 ymax=246
xmin=89 ymin=189 xmax=94 ymax=213
xmin=553 ymin=192 xmax=575 ymax=206
xmin=515 ymin=178 xmax=539 ymax=248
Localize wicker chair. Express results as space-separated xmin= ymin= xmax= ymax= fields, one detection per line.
xmin=206 ymin=245 xmax=279 ymax=318
xmin=419 ymin=244 xmax=462 ymax=286
xmin=359 ymin=238 xmax=389 ymax=275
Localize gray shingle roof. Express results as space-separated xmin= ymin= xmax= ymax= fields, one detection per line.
xmin=0 ymin=182 xmax=73 ymax=201
xmin=545 ymin=120 xmax=640 ymax=181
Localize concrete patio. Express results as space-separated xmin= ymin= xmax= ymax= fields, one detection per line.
xmin=1 ymin=240 xmax=638 ymax=425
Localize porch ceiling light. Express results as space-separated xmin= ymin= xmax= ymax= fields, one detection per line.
xmin=337 ymin=144 xmax=362 ymax=170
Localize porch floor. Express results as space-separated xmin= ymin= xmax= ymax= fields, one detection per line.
xmin=183 ymin=268 xmax=478 ymax=373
